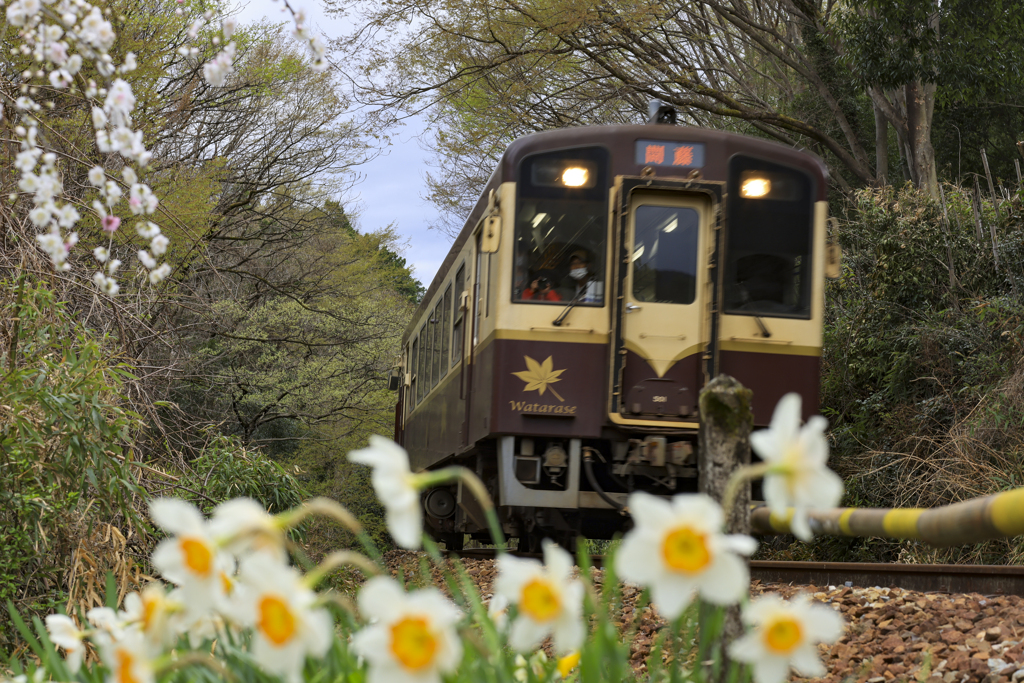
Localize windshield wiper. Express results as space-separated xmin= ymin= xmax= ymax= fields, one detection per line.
xmin=552 ymin=288 xmax=586 ymax=327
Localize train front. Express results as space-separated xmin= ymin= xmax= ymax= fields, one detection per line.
xmin=466 ymin=124 xmax=830 ymax=547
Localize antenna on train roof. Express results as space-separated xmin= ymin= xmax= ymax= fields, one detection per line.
xmin=647 ymin=99 xmax=678 ymax=125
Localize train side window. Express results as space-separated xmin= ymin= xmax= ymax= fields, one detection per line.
xmin=440 ymin=285 xmax=452 ymax=378
xmin=431 ymin=301 xmax=442 ymax=388
xmin=632 ymin=206 xmax=699 ymax=304
xmin=409 ymin=337 xmax=418 ymax=409
xmin=513 ymin=146 xmax=609 ymax=305
xmin=451 ymin=264 xmax=465 ymax=367
xmin=724 ymin=155 xmax=814 ymax=318
xmin=418 ymin=323 xmax=430 ymax=402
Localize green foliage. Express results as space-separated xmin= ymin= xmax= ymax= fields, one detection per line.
xmin=816 ymin=181 xmax=1024 ymax=563
xmin=187 ymin=432 xmax=306 ymax=515
xmin=0 ymin=279 xmax=145 ymax=645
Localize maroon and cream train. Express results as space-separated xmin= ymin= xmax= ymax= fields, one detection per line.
xmin=390 ymin=115 xmax=833 ymax=550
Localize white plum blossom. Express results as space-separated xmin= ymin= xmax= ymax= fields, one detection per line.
xmin=149 ymin=263 xmax=172 ymax=284
xmin=750 ymin=393 xmax=844 ymax=541
xmin=494 ymin=540 xmax=585 ymax=654
xmin=129 ymin=183 xmax=158 ymax=214
xmin=150 ymin=234 xmax=169 ymax=257
xmin=729 ymin=593 xmax=845 ymax=683
xmin=615 ymin=492 xmax=757 ymax=619
xmin=138 ymin=249 xmax=156 ymax=270
xmin=136 ymin=221 xmax=160 ymax=239
xmin=348 ymin=436 xmax=424 ymax=549
xmin=203 ymin=41 xmax=235 ymax=86
xmin=93 ymin=246 xmax=109 ymax=263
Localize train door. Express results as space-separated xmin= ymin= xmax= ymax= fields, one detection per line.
xmin=610 ymin=186 xmax=714 ymax=423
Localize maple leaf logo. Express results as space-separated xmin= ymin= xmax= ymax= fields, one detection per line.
xmin=512 ymin=355 xmax=566 ymax=402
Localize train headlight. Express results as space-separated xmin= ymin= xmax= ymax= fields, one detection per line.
xmin=740 ymin=175 xmax=771 ymax=198
xmin=561 ymin=167 xmax=589 ymax=187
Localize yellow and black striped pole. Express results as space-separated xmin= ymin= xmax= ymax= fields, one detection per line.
xmin=750 ymin=488 xmax=1024 ymax=546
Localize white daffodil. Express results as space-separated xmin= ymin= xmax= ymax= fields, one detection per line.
xmin=351 ymin=576 xmax=463 ymax=683
xmin=728 ymin=593 xmax=845 ymax=683
xmin=44 ymin=614 xmax=84 ymax=672
xmin=97 ymin=628 xmax=154 ymax=683
xmin=209 ymin=497 xmax=287 ymax=560
xmin=615 ymin=492 xmax=757 ymax=619
xmin=149 ymin=498 xmax=229 ymax=619
xmin=348 ymin=436 xmax=423 ymax=549
xmin=750 ymin=393 xmax=844 ymax=541
xmin=232 ymin=553 xmax=332 ymax=683
xmin=120 ymin=583 xmax=183 ymax=655
xmin=494 ymin=540 xmax=584 ymax=654
xmin=87 ymin=606 xmax=127 ymax=640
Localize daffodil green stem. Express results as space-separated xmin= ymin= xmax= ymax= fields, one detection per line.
xmin=156 ymin=652 xmax=235 ymax=681
xmin=280 ymin=497 xmax=361 ymax=534
xmin=279 ymin=497 xmax=383 ymax=567
xmin=305 ymin=550 xmax=381 ymax=587
xmin=420 ymin=466 xmax=507 ymax=551
xmin=722 ymin=462 xmax=772 ymax=517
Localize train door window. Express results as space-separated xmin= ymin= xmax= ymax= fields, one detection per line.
xmin=409 ymin=337 xmax=418 ymax=409
xmin=632 ymin=206 xmax=699 ymax=304
xmin=440 ymin=285 xmax=452 ymax=378
xmin=485 ymin=254 xmax=492 ymax=317
xmin=473 ymin=236 xmax=482 ymax=347
xmin=452 ymin=264 xmax=465 ymax=366
xmin=513 ymin=146 xmax=609 ymax=304
xmin=431 ymin=301 xmax=442 ymax=388
xmin=724 ymin=155 xmax=814 ymax=318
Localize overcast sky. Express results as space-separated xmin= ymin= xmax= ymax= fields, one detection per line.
xmin=236 ymin=0 xmax=452 ymax=291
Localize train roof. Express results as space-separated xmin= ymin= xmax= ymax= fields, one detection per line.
xmin=403 ymin=124 xmax=828 ymax=342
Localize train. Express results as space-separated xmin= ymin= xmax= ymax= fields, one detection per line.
xmin=389 ymin=105 xmax=836 ymax=550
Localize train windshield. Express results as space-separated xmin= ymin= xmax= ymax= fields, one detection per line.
xmin=513 ymin=147 xmax=609 ymax=305
xmin=724 ymin=155 xmax=815 ymax=318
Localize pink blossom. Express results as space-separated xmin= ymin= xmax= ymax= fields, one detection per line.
xmin=102 ymin=215 xmax=121 ymax=232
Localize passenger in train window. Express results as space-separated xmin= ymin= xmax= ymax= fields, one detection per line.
xmin=523 ymin=276 xmax=562 ymax=301
xmin=562 ymin=251 xmax=603 ymax=303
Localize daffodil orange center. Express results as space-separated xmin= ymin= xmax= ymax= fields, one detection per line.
xmin=116 ymin=648 xmax=142 ymax=683
xmin=520 ymin=578 xmax=561 ymax=622
xmin=179 ymin=537 xmax=213 ymax=576
xmin=390 ymin=616 xmax=437 ymax=670
xmin=662 ymin=526 xmax=711 ymax=572
xmin=142 ymin=595 xmax=159 ymax=632
xmin=764 ymin=616 xmax=803 ymax=653
xmin=258 ymin=595 xmax=297 ymax=646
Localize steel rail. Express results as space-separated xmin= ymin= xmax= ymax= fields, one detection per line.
xmin=449 ymin=549 xmax=1024 ymax=596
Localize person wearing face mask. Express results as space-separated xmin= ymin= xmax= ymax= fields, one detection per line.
xmin=563 ymin=251 xmax=603 ymax=303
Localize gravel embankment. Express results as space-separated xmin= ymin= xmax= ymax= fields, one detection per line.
xmin=381 ymin=551 xmax=1024 ymax=683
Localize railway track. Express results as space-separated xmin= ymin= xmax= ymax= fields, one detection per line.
xmin=450 ymin=549 xmax=1024 ymax=596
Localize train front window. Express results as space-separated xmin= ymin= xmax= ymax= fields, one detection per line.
xmin=513 ymin=147 xmax=609 ymax=305
xmin=724 ymin=155 xmax=814 ymax=318
xmin=632 ymin=206 xmax=699 ymax=304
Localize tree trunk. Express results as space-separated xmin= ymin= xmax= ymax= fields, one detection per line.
xmin=905 ymin=80 xmax=938 ymax=197
xmin=873 ymin=101 xmax=888 ymax=186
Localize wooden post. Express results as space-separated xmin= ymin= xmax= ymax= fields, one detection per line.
xmin=698 ymin=375 xmax=753 ymax=680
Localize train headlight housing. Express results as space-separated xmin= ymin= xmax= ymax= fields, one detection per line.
xmin=561 ymin=167 xmax=589 ymax=187
xmin=531 ymin=159 xmax=597 ymax=189
xmin=740 ymin=174 xmax=771 ymax=198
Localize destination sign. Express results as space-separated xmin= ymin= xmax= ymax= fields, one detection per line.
xmin=635 ymin=140 xmax=706 ymax=168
